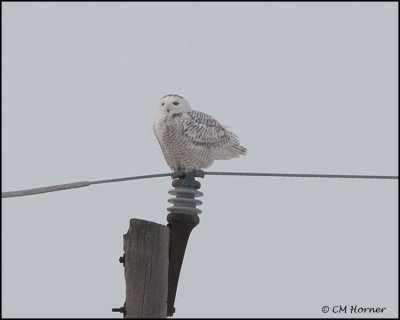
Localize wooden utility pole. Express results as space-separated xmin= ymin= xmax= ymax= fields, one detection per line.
xmin=122 ymin=219 xmax=169 ymax=318
xmin=115 ymin=172 xmax=203 ymax=318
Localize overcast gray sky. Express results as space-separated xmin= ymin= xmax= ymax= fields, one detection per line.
xmin=2 ymin=2 xmax=398 ymax=318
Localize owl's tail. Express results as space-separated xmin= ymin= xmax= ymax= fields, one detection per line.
xmin=213 ymin=144 xmax=247 ymax=160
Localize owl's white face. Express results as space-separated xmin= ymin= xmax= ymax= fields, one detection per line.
xmin=159 ymin=94 xmax=192 ymax=115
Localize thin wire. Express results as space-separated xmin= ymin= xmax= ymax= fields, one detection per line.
xmin=2 ymin=173 xmax=172 ymax=198
xmin=90 ymin=173 xmax=172 ymax=185
xmin=2 ymin=181 xmax=92 ymax=198
xmin=205 ymin=172 xmax=399 ymax=180
xmin=2 ymin=171 xmax=397 ymax=198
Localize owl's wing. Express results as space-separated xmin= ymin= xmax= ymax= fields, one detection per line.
xmin=181 ymin=110 xmax=239 ymax=148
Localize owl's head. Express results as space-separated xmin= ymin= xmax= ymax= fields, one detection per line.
xmin=159 ymin=94 xmax=191 ymax=115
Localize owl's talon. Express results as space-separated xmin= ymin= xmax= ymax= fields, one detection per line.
xmin=172 ymin=171 xmax=187 ymax=179
xmin=193 ymin=170 xmax=205 ymax=178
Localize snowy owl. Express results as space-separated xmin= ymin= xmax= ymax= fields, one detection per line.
xmin=153 ymin=94 xmax=247 ymax=175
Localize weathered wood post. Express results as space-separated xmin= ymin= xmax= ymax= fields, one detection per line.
xmin=121 ymin=219 xmax=169 ymax=318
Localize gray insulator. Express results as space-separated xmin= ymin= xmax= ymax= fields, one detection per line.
xmin=167 ymin=172 xmax=204 ymax=215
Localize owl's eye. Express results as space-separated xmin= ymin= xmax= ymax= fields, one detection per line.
xmin=173 ymin=101 xmax=179 ymax=106
xmin=161 ymin=102 xmax=165 ymax=106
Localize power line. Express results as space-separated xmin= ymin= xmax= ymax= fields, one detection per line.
xmin=1 ymin=173 xmax=172 ymax=198
xmin=205 ymin=172 xmax=398 ymax=180
xmin=2 ymin=171 xmax=398 ymax=198
xmin=90 ymin=173 xmax=172 ymax=185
